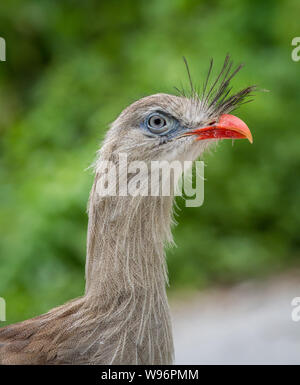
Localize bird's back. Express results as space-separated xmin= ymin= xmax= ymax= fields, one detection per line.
xmin=0 ymin=298 xmax=85 ymax=365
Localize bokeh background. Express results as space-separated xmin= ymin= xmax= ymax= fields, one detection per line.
xmin=0 ymin=0 xmax=300 ymax=361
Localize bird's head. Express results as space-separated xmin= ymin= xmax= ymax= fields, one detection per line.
xmin=102 ymin=56 xmax=255 ymax=165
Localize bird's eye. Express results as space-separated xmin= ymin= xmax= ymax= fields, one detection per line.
xmin=147 ymin=114 xmax=168 ymax=134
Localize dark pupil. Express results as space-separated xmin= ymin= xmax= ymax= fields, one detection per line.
xmin=154 ymin=118 xmax=162 ymax=126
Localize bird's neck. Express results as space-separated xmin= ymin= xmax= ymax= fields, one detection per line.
xmin=83 ymin=170 xmax=175 ymax=363
xmin=85 ymin=175 xmax=174 ymax=297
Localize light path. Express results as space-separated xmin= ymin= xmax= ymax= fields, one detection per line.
xmin=171 ymin=273 xmax=300 ymax=364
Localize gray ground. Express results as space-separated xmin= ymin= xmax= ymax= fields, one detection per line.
xmin=171 ymin=273 xmax=300 ymax=364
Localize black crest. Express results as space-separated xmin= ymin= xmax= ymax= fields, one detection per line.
xmin=176 ymin=55 xmax=256 ymax=117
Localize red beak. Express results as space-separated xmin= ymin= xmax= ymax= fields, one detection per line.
xmin=186 ymin=114 xmax=253 ymax=144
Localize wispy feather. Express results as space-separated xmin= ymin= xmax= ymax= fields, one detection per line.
xmin=177 ymin=55 xmax=256 ymax=117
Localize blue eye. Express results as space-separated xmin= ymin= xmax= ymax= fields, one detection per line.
xmin=147 ymin=113 xmax=169 ymax=134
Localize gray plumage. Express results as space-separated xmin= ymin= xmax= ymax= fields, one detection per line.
xmin=0 ymin=57 xmax=255 ymax=364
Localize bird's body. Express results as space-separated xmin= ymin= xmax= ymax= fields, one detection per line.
xmin=0 ymin=57 xmax=255 ymax=364
xmin=0 ymin=165 xmax=174 ymax=365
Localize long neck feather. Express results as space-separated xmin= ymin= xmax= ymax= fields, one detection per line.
xmin=82 ymin=149 xmax=176 ymax=364
xmin=85 ymin=181 xmax=175 ymax=296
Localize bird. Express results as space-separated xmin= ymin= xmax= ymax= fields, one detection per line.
xmin=0 ymin=56 xmax=255 ymax=365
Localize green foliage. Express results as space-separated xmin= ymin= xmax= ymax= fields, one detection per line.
xmin=0 ymin=0 xmax=300 ymax=324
